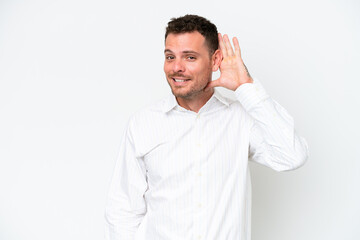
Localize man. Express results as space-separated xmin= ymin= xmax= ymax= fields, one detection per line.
xmin=105 ymin=15 xmax=308 ymax=240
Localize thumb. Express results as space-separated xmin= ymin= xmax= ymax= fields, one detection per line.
xmin=205 ymin=79 xmax=221 ymax=91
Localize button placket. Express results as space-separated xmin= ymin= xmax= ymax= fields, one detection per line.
xmin=193 ymin=112 xmax=203 ymax=239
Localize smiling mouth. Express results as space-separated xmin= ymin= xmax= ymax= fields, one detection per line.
xmin=173 ymin=78 xmax=190 ymax=82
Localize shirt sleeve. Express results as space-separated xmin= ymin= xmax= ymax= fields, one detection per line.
xmin=105 ymin=120 xmax=148 ymax=240
xmin=234 ymin=78 xmax=309 ymax=171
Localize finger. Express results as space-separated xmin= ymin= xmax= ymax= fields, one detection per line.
xmin=243 ymin=63 xmax=252 ymax=78
xmin=232 ymin=37 xmax=241 ymax=57
xmin=223 ymin=34 xmax=235 ymax=56
xmin=205 ymin=79 xmax=221 ymax=91
xmin=218 ymin=33 xmax=227 ymax=58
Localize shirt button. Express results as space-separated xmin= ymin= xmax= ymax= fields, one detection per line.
xmin=196 ymin=114 xmax=200 ymax=119
xmin=198 ymin=203 xmax=202 ymax=208
xmin=198 ymin=172 xmax=202 ymax=176
xmin=198 ymin=235 xmax=202 ymax=239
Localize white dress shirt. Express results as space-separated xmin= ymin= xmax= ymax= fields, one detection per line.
xmin=105 ymin=79 xmax=308 ymax=240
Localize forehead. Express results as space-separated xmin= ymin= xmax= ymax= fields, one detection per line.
xmin=165 ymin=32 xmax=207 ymax=53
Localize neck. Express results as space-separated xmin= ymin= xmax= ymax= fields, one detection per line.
xmin=176 ymin=89 xmax=214 ymax=113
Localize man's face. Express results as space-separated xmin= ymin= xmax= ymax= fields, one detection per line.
xmin=164 ymin=31 xmax=214 ymax=99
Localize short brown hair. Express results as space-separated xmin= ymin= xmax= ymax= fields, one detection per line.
xmin=165 ymin=14 xmax=219 ymax=55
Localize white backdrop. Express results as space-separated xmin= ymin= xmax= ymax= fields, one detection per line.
xmin=1 ymin=0 xmax=359 ymax=239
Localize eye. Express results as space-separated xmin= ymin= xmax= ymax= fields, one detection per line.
xmin=187 ymin=56 xmax=196 ymax=60
xmin=166 ymin=55 xmax=175 ymax=60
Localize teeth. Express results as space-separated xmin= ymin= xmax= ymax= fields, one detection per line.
xmin=174 ymin=79 xmax=187 ymax=82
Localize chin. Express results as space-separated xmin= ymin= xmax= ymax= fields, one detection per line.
xmin=171 ymin=90 xmax=190 ymax=98
xmin=172 ymin=88 xmax=205 ymax=99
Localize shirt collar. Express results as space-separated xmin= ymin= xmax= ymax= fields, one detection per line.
xmin=213 ymin=89 xmax=230 ymax=107
xmin=161 ymin=89 xmax=230 ymax=113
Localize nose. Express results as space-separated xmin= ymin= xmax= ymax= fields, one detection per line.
xmin=173 ymin=59 xmax=185 ymax=72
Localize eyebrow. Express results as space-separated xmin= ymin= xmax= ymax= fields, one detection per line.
xmin=164 ymin=49 xmax=200 ymax=55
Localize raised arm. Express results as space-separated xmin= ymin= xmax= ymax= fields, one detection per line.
xmin=206 ymin=33 xmax=308 ymax=171
xmin=235 ymin=79 xmax=308 ymax=171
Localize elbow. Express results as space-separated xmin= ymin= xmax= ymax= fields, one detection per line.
xmin=289 ymin=151 xmax=308 ymax=171
xmin=104 ymin=204 xmax=116 ymax=227
xmin=276 ymin=143 xmax=309 ymax=172
xmin=292 ymin=137 xmax=309 ymax=170
xmin=281 ymin=135 xmax=309 ymax=171
xmin=270 ymin=155 xmax=307 ymax=172
xmin=104 ymin=200 xmax=147 ymax=227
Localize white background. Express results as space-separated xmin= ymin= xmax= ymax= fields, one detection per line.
xmin=1 ymin=0 xmax=359 ymax=239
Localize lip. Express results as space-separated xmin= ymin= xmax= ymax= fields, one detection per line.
xmin=172 ymin=77 xmax=190 ymax=86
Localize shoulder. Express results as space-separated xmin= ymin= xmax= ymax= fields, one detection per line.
xmin=214 ymin=89 xmax=248 ymax=115
xmin=124 ymin=96 xmax=174 ymax=155
xmin=132 ymin=95 xmax=168 ymax=118
xmin=213 ymin=90 xmax=255 ymax=131
xmin=126 ymin=95 xmax=170 ymax=133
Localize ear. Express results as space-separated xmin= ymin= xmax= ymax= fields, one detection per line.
xmin=211 ymin=49 xmax=222 ymax=72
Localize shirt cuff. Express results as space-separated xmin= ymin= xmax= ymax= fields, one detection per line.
xmin=234 ymin=78 xmax=270 ymax=111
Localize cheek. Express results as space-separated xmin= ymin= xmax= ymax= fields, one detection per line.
xmin=185 ymin=63 xmax=199 ymax=76
xmin=163 ymin=62 xmax=169 ymax=73
xmin=190 ymin=64 xmax=210 ymax=79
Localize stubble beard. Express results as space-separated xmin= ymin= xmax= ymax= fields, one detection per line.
xmin=168 ymin=72 xmax=212 ymax=100
xmin=172 ymin=83 xmax=206 ymax=99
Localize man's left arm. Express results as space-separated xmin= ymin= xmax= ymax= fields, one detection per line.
xmin=206 ymin=33 xmax=308 ymax=170
xmin=235 ymin=78 xmax=308 ymax=171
